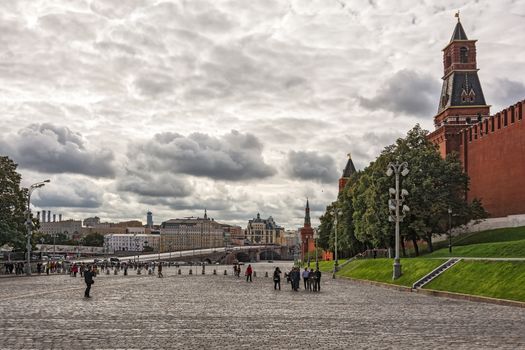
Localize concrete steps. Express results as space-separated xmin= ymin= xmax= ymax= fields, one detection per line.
xmin=412 ymin=258 xmax=461 ymax=290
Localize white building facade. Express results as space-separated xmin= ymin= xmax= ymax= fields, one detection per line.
xmin=106 ymin=234 xmax=160 ymax=252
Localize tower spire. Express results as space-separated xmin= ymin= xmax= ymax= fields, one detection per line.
xmin=304 ymin=198 xmax=311 ymax=227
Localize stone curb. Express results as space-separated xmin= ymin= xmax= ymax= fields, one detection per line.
xmin=340 ymin=275 xmax=525 ymax=308
xmin=414 ymin=288 xmax=525 ymax=308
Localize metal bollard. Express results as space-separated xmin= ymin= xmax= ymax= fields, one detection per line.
xmin=114 ymin=269 xmax=118 ymax=275
xmin=224 ymin=270 xmax=227 ymax=275
xmin=265 ymin=271 xmax=268 ymax=278
xmin=106 ymin=269 xmax=110 ymax=275
xmin=137 ymin=268 xmax=141 ymax=275
xmin=202 ymin=266 xmax=205 ymax=275
xmin=213 ymin=269 xmax=217 ymax=275
xmin=189 ymin=269 xmax=193 ymax=275
xmin=124 ymin=269 xmax=128 ymax=276
xmin=178 ymin=269 xmax=181 ymax=275
xmin=253 ymin=271 xmax=257 ymax=278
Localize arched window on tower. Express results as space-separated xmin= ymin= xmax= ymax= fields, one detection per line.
xmin=460 ymin=47 xmax=468 ymax=63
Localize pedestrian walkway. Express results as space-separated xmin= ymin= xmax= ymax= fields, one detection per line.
xmin=0 ymin=262 xmax=524 ymax=349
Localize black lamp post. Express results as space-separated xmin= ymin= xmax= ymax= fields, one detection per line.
xmin=448 ymin=207 xmax=453 ymax=254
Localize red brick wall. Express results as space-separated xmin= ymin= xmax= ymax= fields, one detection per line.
xmin=459 ymin=100 xmax=525 ymax=217
xmin=338 ymin=177 xmax=348 ymax=193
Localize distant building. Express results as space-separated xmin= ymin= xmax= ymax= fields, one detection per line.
xmin=107 ymin=234 xmax=160 ymax=252
xmin=221 ymin=224 xmax=243 ymax=246
xmin=39 ymin=219 xmax=82 ymax=239
xmin=277 ymin=230 xmax=300 ymax=247
xmin=147 ymin=211 xmax=153 ymax=228
xmin=245 ymin=213 xmax=284 ymax=245
xmin=83 ymin=216 xmax=101 ymax=227
xmin=160 ymin=211 xmax=225 ymax=252
xmin=111 ymin=220 xmax=143 ymax=228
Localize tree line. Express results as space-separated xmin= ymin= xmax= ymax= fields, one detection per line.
xmin=317 ymin=125 xmax=487 ymax=258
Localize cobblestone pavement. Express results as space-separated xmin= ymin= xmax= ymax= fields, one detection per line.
xmin=1 ymin=262 xmax=524 ymax=350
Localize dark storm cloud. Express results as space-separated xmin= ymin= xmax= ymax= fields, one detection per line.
xmin=33 ymin=179 xmax=103 ymax=208
xmin=286 ymin=151 xmax=338 ymax=183
xmin=118 ymin=173 xmax=193 ymax=198
xmin=144 ymin=197 xmax=233 ymax=212
xmin=129 ymin=130 xmax=276 ymax=181
xmin=488 ymin=78 xmax=525 ymax=111
xmin=359 ymin=69 xmax=440 ymax=117
xmin=0 ymin=123 xmax=115 ymax=178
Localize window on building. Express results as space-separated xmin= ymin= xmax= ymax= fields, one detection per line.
xmin=460 ymin=47 xmax=468 ymax=63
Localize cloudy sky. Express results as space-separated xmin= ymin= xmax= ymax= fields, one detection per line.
xmin=1 ymin=0 xmax=524 ymax=230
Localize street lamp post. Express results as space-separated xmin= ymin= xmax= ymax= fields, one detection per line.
xmin=330 ymin=209 xmax=342 ymax=279
xmin=25 ymin=179 xmax=50 ymax=276
xmin=448 ymin=207 xmax=453 ymax=254
xmin=314 ymin=228 xmax=319 ymax=270
xmin=306 ymin=237 xmax=310 ymax=268
xmin=386 ymin=161 xmax=410 ymax=280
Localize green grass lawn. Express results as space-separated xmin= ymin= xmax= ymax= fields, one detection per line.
xmin=425 ymin=260 xmax=525 ymax=302
xmin=426 ymin=239 xmax=525 ymax=258
xmin=302 ymin=259 xmax=346 ymax=272
xmin=337 ymin=258 xmax=446 ymax=287
xmin=413 ymin=226 xmax=525 ymax=257
xmin=452 ymin=226 xmax=525 ymax=246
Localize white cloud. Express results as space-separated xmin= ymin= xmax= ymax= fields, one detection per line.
xmin=1 ymin=0 xmax=524 ymax=229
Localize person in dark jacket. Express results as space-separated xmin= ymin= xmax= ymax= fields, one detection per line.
xmin=314 ymin=268 xmax=321 ymax=292
xmin=290 ymin=267 xmax=300 ymax=291
xmin=273 ymin=267 xmax=281 ymax=290
xmin=84 ymin=265 xmax=95 ymax=298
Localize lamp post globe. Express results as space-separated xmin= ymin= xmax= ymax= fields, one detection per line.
xmin=329 ymin=209 xmax=342 ymax=279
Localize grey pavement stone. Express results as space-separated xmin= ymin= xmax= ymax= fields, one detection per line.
xmin=0 ymin=262 xmax=524 ymax=349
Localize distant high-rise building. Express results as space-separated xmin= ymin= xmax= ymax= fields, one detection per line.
xmin=147 ymin=211 xmax=153 ymax=228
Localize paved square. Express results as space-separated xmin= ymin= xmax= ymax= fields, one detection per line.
xmin=1 ymin=262 xmax=524 ymax=349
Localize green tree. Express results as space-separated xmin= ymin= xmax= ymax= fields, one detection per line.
xmin=82 ymin=232 xmax=104 ymax=247
xmin=0 ymin=156 xmax=27 ymax=251
xmin=326 ymin=124 xmax=487 ymax=256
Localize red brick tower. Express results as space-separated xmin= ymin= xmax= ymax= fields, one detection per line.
xmin=428 ymin=15 xmax=491 ymax=157
xmin=300 ymin=199 xmax=315 ymax=261
xmin=338 ymin=153 xmax=357 ymax=193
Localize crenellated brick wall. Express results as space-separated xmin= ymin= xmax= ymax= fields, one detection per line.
xmin=458 ymin=100 xmax=525 ymax=217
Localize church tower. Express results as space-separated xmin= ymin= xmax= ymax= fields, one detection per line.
xmin=428 ymin=14 xmax=491 ymax=157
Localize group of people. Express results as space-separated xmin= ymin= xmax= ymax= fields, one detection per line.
xmin=3 ymin=262 xmax=24 ymax=275
xmin=282 ymin=267 xmax=322 ymax=292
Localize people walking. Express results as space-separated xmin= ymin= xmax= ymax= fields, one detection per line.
xmin=84 ymin=265 xmax=95 ymax=298
xmin=290 ymin=267 xmax=300 ymax=291
xmin=158 ymin=262 xmax=163 ymax=278
xmin=245 ymin=264 xmax=253 ymax=282
xmin=314 ymin=268 xmax=321 ymax=292
xmin=273 ymin=267 xmax=281 ymax=290
xmin=302 ymin=268 xmax=310 ymax=290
